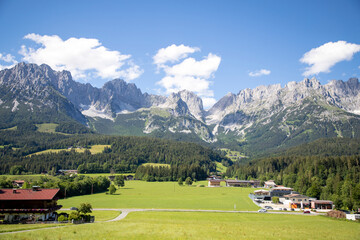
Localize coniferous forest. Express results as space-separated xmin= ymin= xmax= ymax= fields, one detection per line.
xmin=226 ymin=138 xmax=360 ymax=211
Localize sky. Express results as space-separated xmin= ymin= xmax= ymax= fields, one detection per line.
xmin=0 ymin=0 xmax=360 ymax=108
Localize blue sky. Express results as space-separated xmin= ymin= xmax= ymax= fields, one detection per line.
xmin=0 ymin=0 xmax=360 ymax=108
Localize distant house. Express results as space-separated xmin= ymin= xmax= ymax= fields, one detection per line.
xmin=281 ymin=194 xmax=310 ymax=209
xmin=12 ymin=180 xmax=25 ymax=188
xmin=57 ymin=170 xmax=78 ymax=175
xmin=264 ymin=180 xmax=277 ymax=188
xmin=0 ymin=187 xmax=61 ymax=223
xmin=208 ymin=179 xmax=222 ymax=187
xmin=126 ymin=175 xmax=134 ymax=181
xmin=225 ymin=180 xmax=261 ymax=188
xmin=270 ymin=186 xmax=293 ymax=197
xmin=311 ymin=200 xmax=333 ymax=210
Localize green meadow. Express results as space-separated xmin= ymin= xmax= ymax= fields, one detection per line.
xmin=28 ymin=144 xmax=111 ymax=156
xmin=142 ymin=163 xmax=170 ymax=168
xmin=2 ymin=212 xmax=359 ymax=240
xmin=59 ymin=180 xmax=258 ymax=210
xmin=35 ymin=123 xmax=59 ymax=133
xmin=215 ymin=162 xmax=227 ymax=173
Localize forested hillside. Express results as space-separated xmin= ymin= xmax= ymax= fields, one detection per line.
xmin=226 ymin=138 xmax=360 ymax=210
xmin=0 ymin=128 xmax=230 ymax=180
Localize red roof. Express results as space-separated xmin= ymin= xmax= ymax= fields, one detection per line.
xmin=0 ymin=189 xmax=60 ymax=200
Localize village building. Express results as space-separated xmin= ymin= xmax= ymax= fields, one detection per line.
xmin=264 ymin=180 xmax=277 ymax=188
xmin=58 ymin=169 xmax=78 ymax=175
xmin=310 ymin=200 xmax=333 ymax=210
xmin=270 ymin=186 xmax=293 ymax=197
xmin=0 ymin=187 xmax=61 ymax=223
xmin=208 ymin=179 xmax=222 ymax=187
xmin=225 ymin=180 xmax=261 ymax=188
xmin=12 ymin=180 xmax=25 ymax=188
xmin=253 ymin=189 xmax=271 ymax=202
xmin=281 ymin=193 xmax=310 ymax=209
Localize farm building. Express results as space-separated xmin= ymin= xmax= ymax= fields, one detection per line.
xmin=208 ymin=179 xmax=222 ymax=187
xmin=310 ymin=200 xmax=333 ymax=210
xmin=12 ymin=180 xmax=25 ymax=188
xmin=264 ymin=180 xmax=276 ymax=188
xmin=0 ymin=187 xmax=62 ymax=223
xmin=225 ymin=180 xmax=261 ymax=188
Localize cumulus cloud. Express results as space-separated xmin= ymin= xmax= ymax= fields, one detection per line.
xmin=0 ymin=53 xmax=18 ymax=70
xmin=154 ymin=44 xmax=221 ymax=109
xmin=248 ymin=69 xmax=271 ymax=77
xmin=300 ymin=41 xmax=360 ymax=76
xmin=19 ymin=33 xmax=143 ymax=81
xmin=153 ymin=44 xmax=199 ymax=67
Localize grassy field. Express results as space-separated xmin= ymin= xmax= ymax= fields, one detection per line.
xmin=215 ymin=162 xmax=227 ymax=173
xmin=220 ymin=148 xmax=247 ymax=161
xmin=142 ymin=163 xmax=170 ymax=168
xmin=0 ymin=211 xmax=119 ymax=233
xmin=28 ymin=144 xmax=111 ymax=156
xmin=35 ymin=123 xmax=59 ymax=133
xmin=59 ymin=180 xmax=258 ymax=210
xmin=2 ymin=211 xmax=359 ymax=240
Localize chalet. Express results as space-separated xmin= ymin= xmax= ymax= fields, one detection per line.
xmin=208 ymin=179 xmax=222 ymax=187
xmin=311 ymin=200 xmax=333 ymax=210
xmin=225 ymin=180 xmax=261 ymax=188
xmin=264 ymin=180 xmax=277 ymax=188
xmin=270 ymin=186 xmax=293 ymax=197
xmin=281 ymin=194 xmax=310 ymax=209
xmin=0 ymin=187 xmax=61 ymax=223
xmin=12 ymin=180 xmax=25 ymax=188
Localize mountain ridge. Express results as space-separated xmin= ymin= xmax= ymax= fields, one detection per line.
xmin=1 ymin=63 xmax=360 ymax=155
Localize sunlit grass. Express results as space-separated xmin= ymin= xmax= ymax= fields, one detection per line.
xmin=2 ymin=212 xmax=358 ymax=240
xmin=28 ymin=145 xmax=111 ymax=156
xmin=59 ymin=180 xmax=259 ymax=211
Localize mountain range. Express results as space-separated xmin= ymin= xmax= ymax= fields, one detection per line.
xmin=1 ymin=62 xmax=360 ymax=156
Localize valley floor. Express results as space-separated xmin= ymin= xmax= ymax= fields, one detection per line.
xmin=0 ymin=210 xmax=358 ymax=240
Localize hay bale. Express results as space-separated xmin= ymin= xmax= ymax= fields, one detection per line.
xmin=326 ymin=210 xmax=346 ymax=219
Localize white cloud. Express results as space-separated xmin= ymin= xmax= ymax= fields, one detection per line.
xmin=19 ymin=33 xmax=143 ymax=81
xmin=249 ymin=69 xmax=271 ymax=77
xmin=153 ymin=44 xmax=199 ymax=67
xmin=0 ymin=53 xmax=18 ymax=70
xmin=300 ymin=41 xmax=360 ymax=76
xmin=154 ymin=44 xmax=221 ymax=109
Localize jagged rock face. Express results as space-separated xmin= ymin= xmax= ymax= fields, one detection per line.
xmin=0 ymin=63 xmax=87 ymax=125
xmin=1 ymin=63 xmax=360 ymax=153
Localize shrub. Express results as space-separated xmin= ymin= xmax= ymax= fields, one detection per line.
xmin=58 ymin=215 xmax=68 ymax=222
xmin=197 ymin=185 xmax=205 ymax=187
xmin=68 ymin=211 xmax=81 ymax=221
xmin=109 ymin=184 xmax=116 ymax=195
xmin=185 ymin=177 xmax=193 ymax=186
